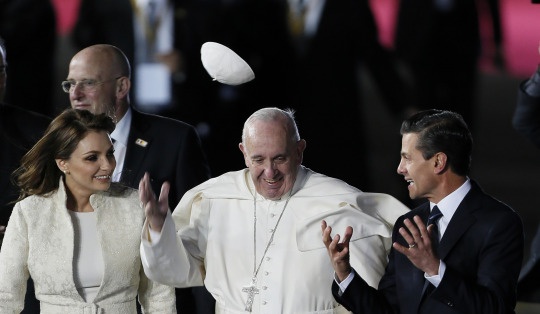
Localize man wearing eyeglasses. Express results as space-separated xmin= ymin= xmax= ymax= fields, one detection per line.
xmin=64 ymin=44 xmax=214 ymax=313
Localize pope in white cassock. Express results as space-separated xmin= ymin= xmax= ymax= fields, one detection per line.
xmin=139 ymin=107 xmax=410 ymax=313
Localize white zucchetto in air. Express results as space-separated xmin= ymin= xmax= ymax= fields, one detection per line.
xmin=200 ymin=42 xmax=255 ymax=86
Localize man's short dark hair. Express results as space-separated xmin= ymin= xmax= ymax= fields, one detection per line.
xmin=400 ymin=109 xmax=473 ymax=176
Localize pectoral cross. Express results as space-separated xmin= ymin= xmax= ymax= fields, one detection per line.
xmin=242 ymin=277 xmax=260 ymax=312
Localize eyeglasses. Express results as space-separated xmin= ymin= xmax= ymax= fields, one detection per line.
xmin=61 ymin=76 xmax=122 ymax=93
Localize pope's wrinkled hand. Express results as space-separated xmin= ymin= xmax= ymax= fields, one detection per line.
xmin=138 ymin=172 xmax=170 ymax=232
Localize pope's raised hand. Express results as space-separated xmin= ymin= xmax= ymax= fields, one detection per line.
xmin=321 ymin=220 xmax=353 ymax=282
xmin=139 ymin=172 xmax=170 ymax=232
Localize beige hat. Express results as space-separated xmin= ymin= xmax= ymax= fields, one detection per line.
xmin=200 ymin=42 xmax=255 ymax=86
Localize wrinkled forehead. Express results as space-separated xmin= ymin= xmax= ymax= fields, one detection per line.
xmin=245 ymin=121 xmax=292 ymax=149
xmin=245 ymin=137 xmax=290 ymax=156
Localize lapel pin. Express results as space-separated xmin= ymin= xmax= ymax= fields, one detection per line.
xmin=135 ymin=138 xmax=148 ymax=147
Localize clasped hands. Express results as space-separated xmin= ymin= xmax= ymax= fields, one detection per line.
xmin=138 ymin=172 xmax=170 ymax=232
xmin=321 ymin=215 xmax=441 ymax=278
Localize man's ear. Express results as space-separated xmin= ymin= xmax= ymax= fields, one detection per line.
xmin=433 ymin=152 xmax=447 ymax=174
xmin=239 ymin=142 xmax=249 ymax=168
xmin=116 ymin=76 xmax=131 ymax=99
xmin=296 ymin=139 xmax=306 ymax=163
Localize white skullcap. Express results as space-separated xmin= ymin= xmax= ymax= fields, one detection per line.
xmin=200 ymin=42 xmax=255 ymax=86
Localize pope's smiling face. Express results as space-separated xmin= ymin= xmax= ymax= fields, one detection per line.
xmin=240 ymin=119 xmax=305 ymax=200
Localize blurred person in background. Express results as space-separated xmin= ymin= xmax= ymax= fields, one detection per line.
xmin=0 ymin=0 xmax=57 ymax=117
xmin=73 ymin=0 xmax=188 ymax=116
xmin=394 ymin=0 xmax=504 ymax=132
xmin=512 ymin=41 xmax=540 ymax=302
xmin=0 ymin=37 xmax=51 ymax=238
xmin=0 ymin=35 xmax=52 ymax=314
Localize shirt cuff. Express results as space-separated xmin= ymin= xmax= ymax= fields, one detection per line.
xmin=142 ymin=211 xmax=171 ymax=245
xmin=335 ymin=269 xmax=355 ymax=296
xmin=424 ymin=260 xmax=446 ymax=287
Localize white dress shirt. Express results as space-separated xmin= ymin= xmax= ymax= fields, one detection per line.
xmin=111 ymin=108 xmax=132 ymax=182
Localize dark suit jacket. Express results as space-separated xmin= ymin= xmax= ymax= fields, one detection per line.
xmin=119 ymin=108 xmax=210 ymax=209
xmin=512 ymin=66 xmax=540 ymax=301
xmin=0 ymin=103 xmax=51 ymax=226
xmin=332 ymin=180 xmax=524 ymax=314
xmin=512 ymin=66 xmax=540 ymax=149
xmin=118 ymin=110 xmax=213 ymax=314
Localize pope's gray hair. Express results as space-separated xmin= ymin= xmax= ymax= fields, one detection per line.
xmin=241 ymin=107 xmax=300 ymax=144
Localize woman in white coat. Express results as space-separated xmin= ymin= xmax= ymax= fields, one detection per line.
xmin=0 ymin=109 xmax=175 ymax=313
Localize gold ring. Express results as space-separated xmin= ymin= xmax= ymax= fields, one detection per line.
xmin=408 ymin=242 xmax=417 ymax=249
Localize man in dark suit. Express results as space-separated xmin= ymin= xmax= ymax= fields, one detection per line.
xmin=322 ymin=109 xmax=524 ymax=313
xmin=0 ymin=37 xmax=51 ymax=239
xmin=513 ymin=44 xmax=540 ymax=149
xmin=64 ymin=44 xmax=214 ymax=313
xmin=512 ymin=42 xmax=540 ymax=302
xmin=0 ymin=36 xmax=52 ymax=314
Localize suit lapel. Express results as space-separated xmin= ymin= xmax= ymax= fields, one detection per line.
xmin=438 ymin=183 xmax=481 ymax=260
xmin=121 ymin=110 xmax=152 ymax=186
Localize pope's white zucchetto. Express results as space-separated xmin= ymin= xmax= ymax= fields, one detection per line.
xmin=200 ymin=42 xmax=255 ymax=86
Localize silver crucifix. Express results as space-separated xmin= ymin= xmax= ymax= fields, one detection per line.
xmin=242 ymin=277 xmax=260 ymax=312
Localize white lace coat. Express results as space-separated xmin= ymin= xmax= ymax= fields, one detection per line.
xmin=0 ymin=179 xmax=176 ymax=313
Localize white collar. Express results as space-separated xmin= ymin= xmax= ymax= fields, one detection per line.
xmin=111 ymin=107 xmax=132 ymax=146
xmin=430 ymin=178 xmax=471 ymax=221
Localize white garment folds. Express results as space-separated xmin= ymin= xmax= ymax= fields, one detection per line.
xmin=141 ymin=166 xmax=409 ymax=313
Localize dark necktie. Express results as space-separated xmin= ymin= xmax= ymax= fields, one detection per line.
xmin=428 ymin=206 xmax=443 ymax=255
xmin=421 ymin=206 xmax=444 ymax=301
